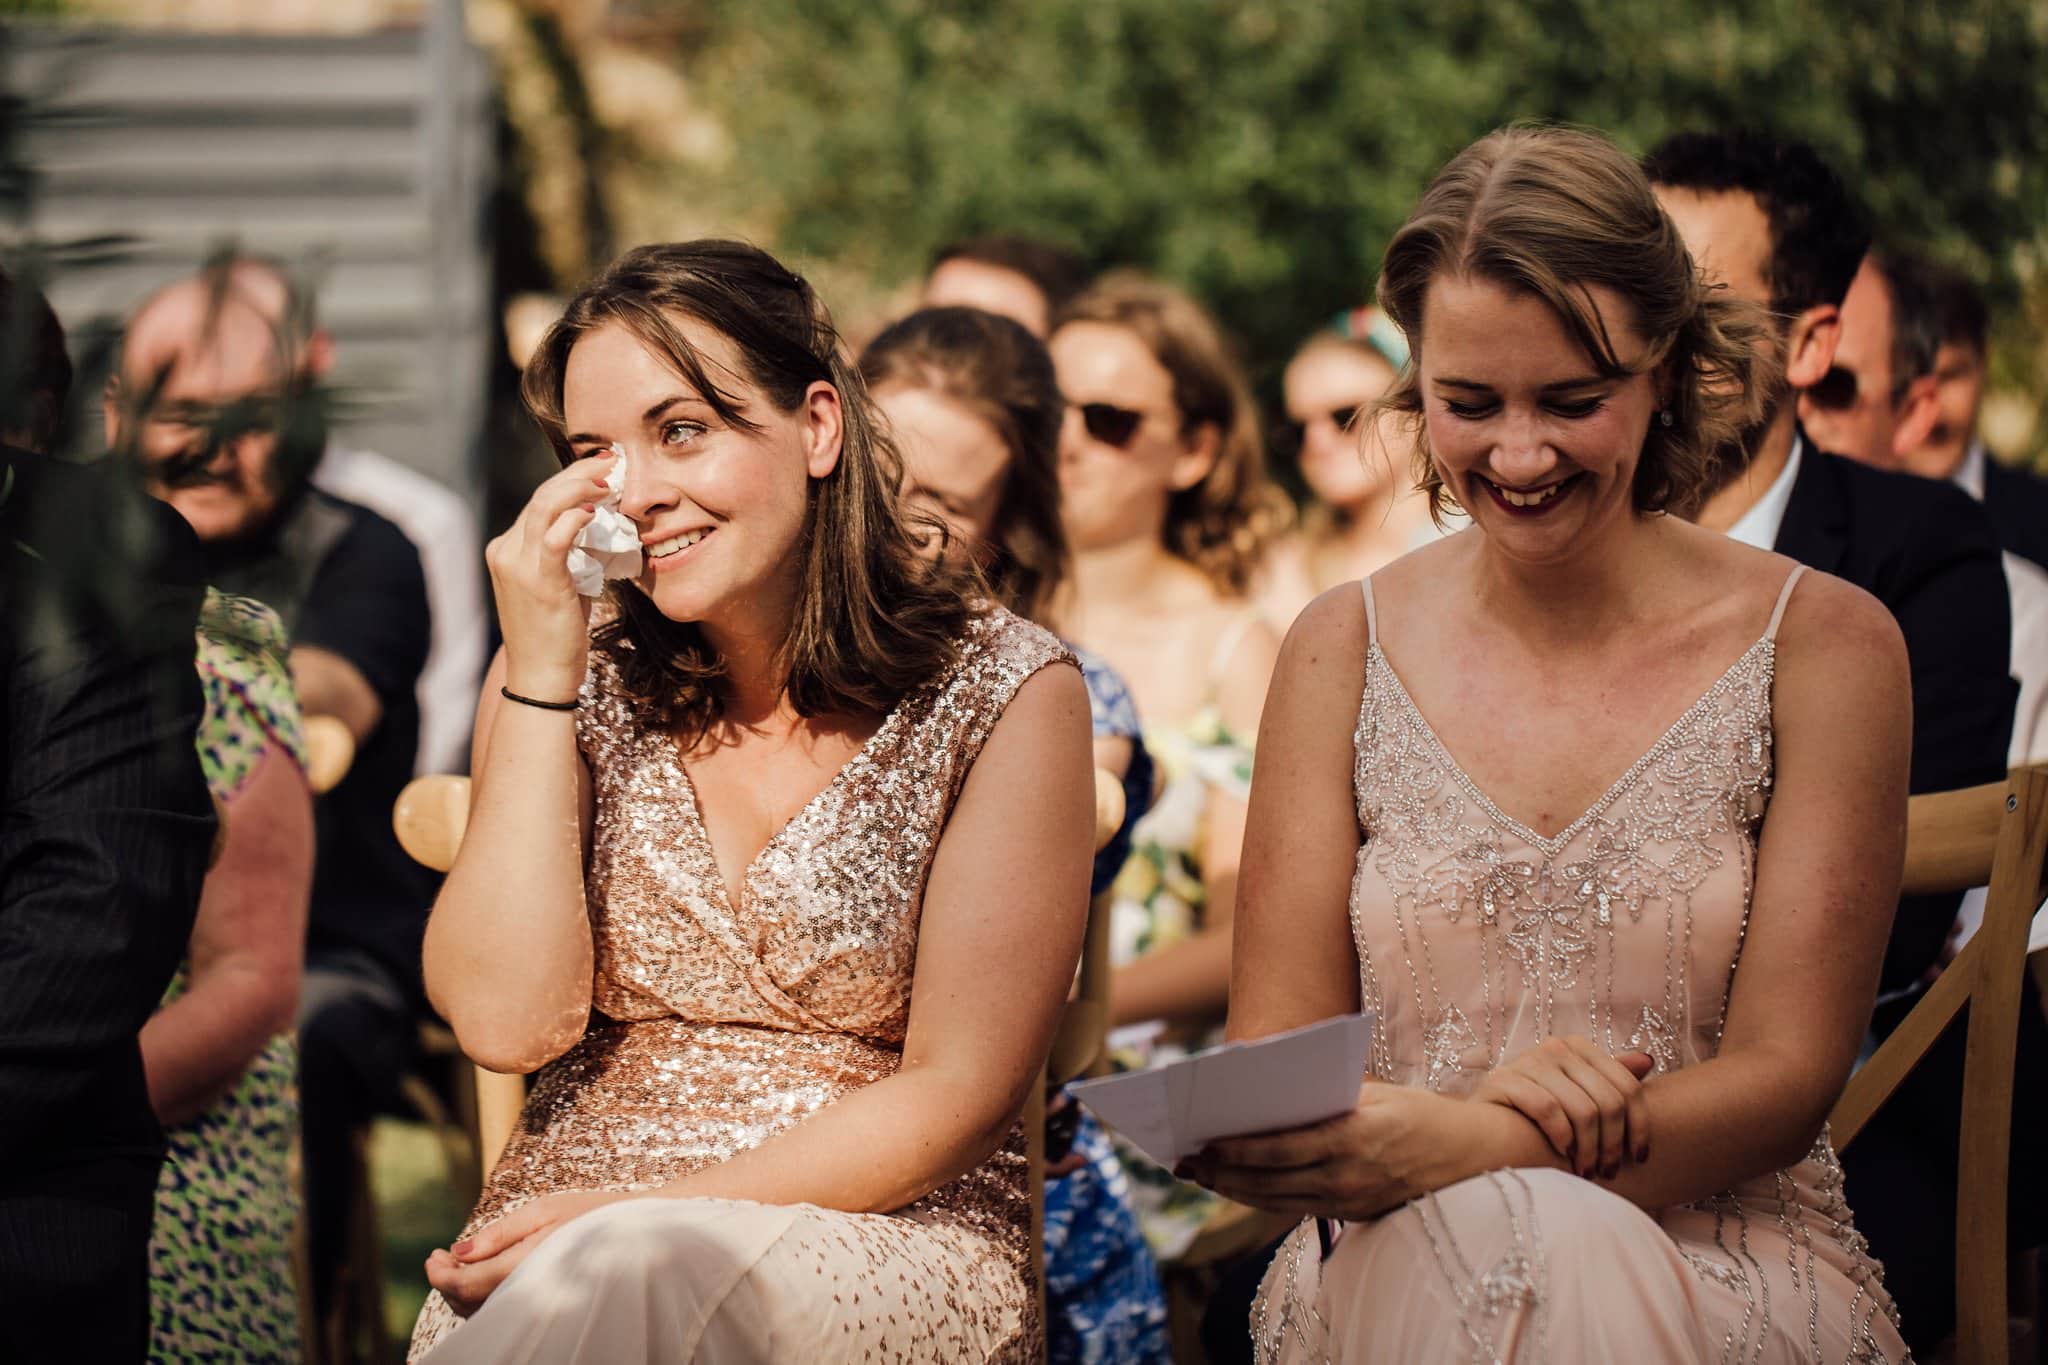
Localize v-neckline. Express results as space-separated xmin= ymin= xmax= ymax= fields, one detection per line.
xmin=666 ymin=698 xmax=911 ymax=918
xmin=1367 ymin=635 xmax=1773 ymax=856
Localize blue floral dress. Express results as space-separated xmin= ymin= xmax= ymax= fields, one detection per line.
xmin=1044 ymin=648 xmax=1171 ymax=1365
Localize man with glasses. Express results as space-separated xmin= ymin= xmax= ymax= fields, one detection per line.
xmin=1808 ymin=249 xmax=2047 ymax=767
xmin=1646 ymin=131 xmax=2024 ymax=1357
xmin=107 ymin=266 xmax=434 ymax=1327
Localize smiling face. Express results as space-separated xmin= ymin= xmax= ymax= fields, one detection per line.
xmin=559 ymin=316 xmax=840 ymax=632
xmin=1418 ymin=274 xmax=1659 ymax=565
xmin=872 ymin=383 xmax=1012 ymax=561
xmin=1049 ymin=320 xmax=1215 ymax=553
xmin=1283 ymin=340 xmax=1400 ymax=511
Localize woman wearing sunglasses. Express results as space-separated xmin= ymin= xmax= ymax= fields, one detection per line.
xmin=1047 ymin=271 xmax=1286 ymax=1257
xmin=1255 ymin=309 xmax=1448 ymax=630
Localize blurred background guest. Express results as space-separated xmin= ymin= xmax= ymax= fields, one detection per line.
xmin=861 ymin=304 xmax=1171 ymax=1365
xmin=0 ymin=264 xmax=215 ymax=1365
xmin=1254 ymin=307 xmax=1443 ymax=629
xmin=1806 ymin=249 xmax=2048 ymax=766
xmin=103 ymin=267 xmax=436 ymax=1327
xmin=223 ymin=255 xmax=488 ymax=777
xmin=1047 ymin=271 xmax=1283 ymax=1257
xmin=923 ymin=235 xmax=1092 ymax=340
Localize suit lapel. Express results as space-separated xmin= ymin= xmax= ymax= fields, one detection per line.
xmin=1771 ymin=436 xmax=1850 ymax=575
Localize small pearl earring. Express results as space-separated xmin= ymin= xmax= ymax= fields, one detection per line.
xmin=1658 ymin=409 xmax=1675 ymax=428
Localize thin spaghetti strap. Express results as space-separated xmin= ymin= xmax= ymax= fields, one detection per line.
xmin=1765 ymin=564 xmax=1809 ymax=641
xmin=1361 ymin=576 xmax=1379 ymax=646
xmin=1204 ymin=609 xmax=1261 ymax=696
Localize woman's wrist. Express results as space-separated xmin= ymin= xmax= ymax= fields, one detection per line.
xmin=1447 ymin=1092 xmax=1566 ymax=1183
xmin=501 ymin=663 xmax=584 ymax=706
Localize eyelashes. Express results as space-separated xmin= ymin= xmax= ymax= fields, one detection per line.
xmin=1440 ymin=398 xmax=1609 ymax=421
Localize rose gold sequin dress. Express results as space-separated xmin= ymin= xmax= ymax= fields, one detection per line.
xmin=1252 ymin=569 xmax=1910 ymax=1364
xmin=410 ymin=607 xmax=1074 ymax=1363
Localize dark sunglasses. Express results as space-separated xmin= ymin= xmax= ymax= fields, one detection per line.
xmin=1074 ymin=401 xmax=1145 ymax=447
xmin=1271 ymin=404 xmax=1363 ymax=460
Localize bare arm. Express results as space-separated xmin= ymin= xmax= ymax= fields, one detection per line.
xmin=652 ymin=664 xmax=1094 ymax=1209
xmin=141 ymin=743 xmax=313 ymax=1125
xmin=422 ymin=649 xmax=596 ymax=1072
xmin=422 ymin=455 xmax=613 ymax=1073
xmin=290 ymin=644 xmax=382 ymax=743
xmin=1111 ymin=616 xmax=1280 ymax=1027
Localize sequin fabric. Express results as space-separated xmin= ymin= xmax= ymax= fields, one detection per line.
xmin=410 ymin=607 xmax=1074 ymax=1362
xmin=1251 ymin=572 xmax=1907 ymax=1364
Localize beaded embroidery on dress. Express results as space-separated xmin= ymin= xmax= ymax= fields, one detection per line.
xmin=410 ymin=606 xmax=1074 ymax=1363
xmin=1250 ymin=568 xmax=1908 ymax=1364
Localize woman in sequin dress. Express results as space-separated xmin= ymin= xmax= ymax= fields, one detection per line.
xmin=863 ymin=305 xmax=1172 ymax=1365
xmin=409 ymin=241 xmax=1094 ymax=1363
xmin=1190 ymin=127 xmax=1911 ymax=1361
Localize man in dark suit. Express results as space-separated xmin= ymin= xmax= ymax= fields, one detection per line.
xmin=0 ymin=292 xmax=216 ymax=1359
xmin=1647 ymin=130 xmax=2023 ymax=1355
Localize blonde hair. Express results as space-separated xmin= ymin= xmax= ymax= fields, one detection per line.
xmin=1375 ymin=125 xmax=1779 ymax=522
xmin=1056 ymin=272 xmax=1286 ymax=593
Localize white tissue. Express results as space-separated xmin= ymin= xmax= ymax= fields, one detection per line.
xmin=567 ymin=443 xmax=642 ymax=596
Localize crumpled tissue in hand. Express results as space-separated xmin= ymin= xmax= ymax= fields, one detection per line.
xmin=567 ymin=443 xmax=642 ymax=596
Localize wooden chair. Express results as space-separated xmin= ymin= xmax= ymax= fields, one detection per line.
xmin=1830 ymin=764 xmax=2048 ymax=1365
xmin=392 ymin=763 xmax=1129 ymax=1360
xmin=303 ymin=713 xmax=357 ymax=795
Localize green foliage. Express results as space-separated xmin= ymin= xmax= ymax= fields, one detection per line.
xmin=690 ymin=0 xmax=2048 ymax=380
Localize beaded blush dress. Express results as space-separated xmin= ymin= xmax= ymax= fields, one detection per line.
xmin=409 ymin=607 xmax=1074 ymax=1363
xmin=1251 ymin=568 xmax=1909 ymax=1364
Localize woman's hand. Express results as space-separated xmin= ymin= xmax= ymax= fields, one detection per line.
xmin=485 ymin=453 xmax=614 ymax=702
xmin=1175 ymin=1083 xmax=1484 ymax=1220
xmin=1471 ymin=1037 xmax=1654 ymax=1178
xmin=424 ymin=1189 xmax=627 ymax=1317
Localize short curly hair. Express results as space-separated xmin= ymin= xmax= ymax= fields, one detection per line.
xmin=1376 ymin=125 xmax=1780 ymax=522
xmin=1054 ymin=272 xmax=1287 ymax=592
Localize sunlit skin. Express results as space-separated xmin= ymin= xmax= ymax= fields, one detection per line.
xmin=923 ymin=259 xmax=1053 ymax=338
xmin=106 ymin=282 xmax=289 ymax=544
xmin=1048 ymin=318 xmax=1279 ymax=1030
xmin=1797 ymin=259 xmax=1903 ymax=468
xmin=1912 ymin=340 xmax=1987 ymax=480
xmin=1205 ymin=266 xmax=1909 ymax=1233
xmin=872 ymin=383 xmax=1012 ymax=555
xmin=1652 ymin=185 xmax=1842 ymax=533
xmin=421 ymin=313 xmax=1092 ymax=1316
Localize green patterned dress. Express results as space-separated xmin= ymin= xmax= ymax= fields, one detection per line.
xmin=148 ymin=591 xmax=308 ymax=1363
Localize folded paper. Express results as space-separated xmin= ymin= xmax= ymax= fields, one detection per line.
xmin=568 ymin=443 xmax=642 ymax=596
xmin=1070 ymin=1013 xmax=1374 ymax=1168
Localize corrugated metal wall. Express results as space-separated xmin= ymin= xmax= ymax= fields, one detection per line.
xmin=2 ymin=0 xmax=494 ymax=503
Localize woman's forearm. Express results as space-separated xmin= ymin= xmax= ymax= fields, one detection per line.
xmin=1110 ymin=927 xmax=1233 ymax=1026
xmin=657 ymin=1062 xmax=1029 ymax=1215
xmin=1448 ymin=1047 xmax=1831 ymax=1211
xmin=141 ymin=959 xmax=296 ymax=1126
xmin=423 ymin=698 xmax=594 ymax=1073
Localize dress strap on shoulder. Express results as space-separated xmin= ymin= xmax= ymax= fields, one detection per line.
xmin=1361 ymin=576 xmax=1379 ymax=646
xmin=1765 ymin=564 xmax=1809 ymax=642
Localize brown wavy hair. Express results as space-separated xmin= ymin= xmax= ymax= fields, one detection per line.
xmin=1375 ymin=125 xmax=1779 ymax=522
xmin=1054 ymin=272 xmax=1286 ymax=593
xmin=523 ymin=240 xmax=979 ymax=737
xmin=858 ymin=306 xmax=1068 ymax=622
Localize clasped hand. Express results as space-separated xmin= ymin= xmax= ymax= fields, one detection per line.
xmin=1176 ymin=1036 xmax=1653 ymax=1220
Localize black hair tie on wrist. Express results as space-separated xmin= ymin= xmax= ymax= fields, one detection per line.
xmin=500 ymin=685 xmax=579 ymax=712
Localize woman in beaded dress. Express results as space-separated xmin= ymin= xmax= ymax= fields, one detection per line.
xmin=409 ymin=241 xmax=1094 ymax=1362
xmin=1187 ymin=127 xmax=1911 ymax=1361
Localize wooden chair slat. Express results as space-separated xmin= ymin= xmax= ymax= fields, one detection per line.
xmin=1901 ymin=779 xmax=2006 ymax=896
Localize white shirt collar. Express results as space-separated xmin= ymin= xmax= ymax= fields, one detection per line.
xmin=1954 ymin=439 xmax=1989 ymax=501
xmin=1725 ymin=435 xmax=1805 ymax=550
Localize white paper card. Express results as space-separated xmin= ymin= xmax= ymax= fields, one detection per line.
xmin=1070 ymin=1012 xmax=1373 ymax=1168
xmin=567 ymin=443 xmax=642 ymax=596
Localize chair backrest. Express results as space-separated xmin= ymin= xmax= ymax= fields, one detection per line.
xmin=1829 ymin=764 xmax=2048 ymax=1365
xmin=303 ymin=714 xmax=357 ymax=795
